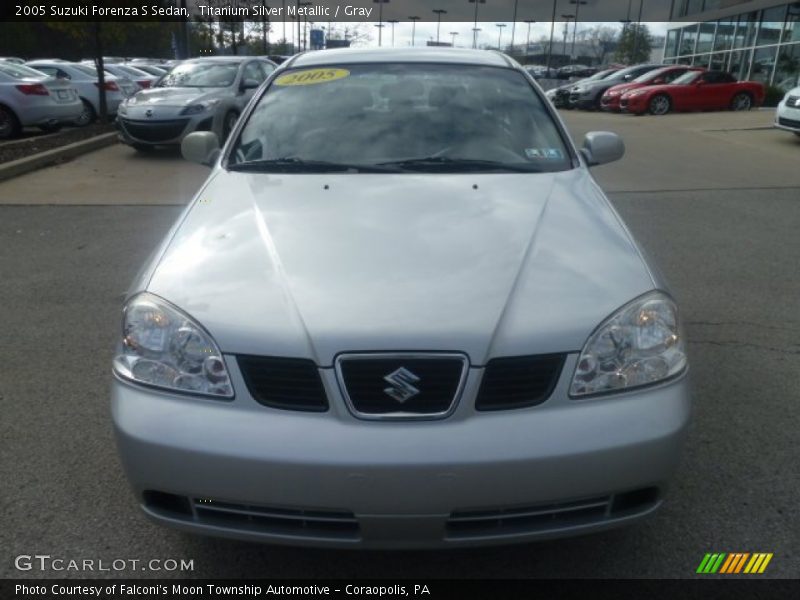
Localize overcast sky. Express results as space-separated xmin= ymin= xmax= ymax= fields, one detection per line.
xmin=277 ymin=20 xmax=672 ymax=49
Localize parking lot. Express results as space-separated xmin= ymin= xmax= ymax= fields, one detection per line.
xmin=1 ymin=109 xmax=799 ymax=579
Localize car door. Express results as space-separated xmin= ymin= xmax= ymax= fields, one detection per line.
xmin=695 ymin=72 xmax=730 ymax=109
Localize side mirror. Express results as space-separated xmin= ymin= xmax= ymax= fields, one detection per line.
xmin=181 ymin=131 xmax=220 ymax=167
xmin=241 ymin=78 xmax=260 ymax=90
xmin=581 ymin=131 xmax=625 ymax=167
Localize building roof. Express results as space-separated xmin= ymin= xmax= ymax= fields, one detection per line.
xmin=290 ymin=47 xmax=514 ymax=68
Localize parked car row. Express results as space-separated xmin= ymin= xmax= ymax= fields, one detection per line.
xmin=545 ymin=63 xmax=767 ymax=116
xmin=525 ymin=63 xmax=598 ymax=80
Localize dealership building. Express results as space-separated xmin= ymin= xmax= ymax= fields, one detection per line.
xmin=665 ymin=0 xmax=800 ymax=89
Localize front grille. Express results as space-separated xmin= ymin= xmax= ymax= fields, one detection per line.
xmin=143 ymin=491 xmax=359 ymax=541
xmin=336 ymin=354 xmax=467 ymax=418
xmin=476 ymin=354 xmax=565 ymax=411
xmin=446 ymin=488 xmax=659 ymax=540
xmin=778 ymin=116 xmax=800 ymax=129
xmin=237 ymin=355 xmax=328 ymax=412
xmin=786 ymin=95 xmax=799 ymax=107
xmin=120 ymin=118 xmax=189 ymax=142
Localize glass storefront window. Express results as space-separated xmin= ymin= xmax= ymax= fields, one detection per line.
xmin=679 ymin=24 xmax=698 ymax=55
xmin=685 ymin=0 xmax=704 ymax=17
xmin=710 ymin=52 xmax=728 ymax=72
xmin=774 ymin=43 xmax=800 ymax=90
xmin=783 ymin=3 xmax=800 ymax=44
xmin=750 ymin=46 xmax=777 ymax=83
xmin=756 ymin=5 xmax=787 ymax=47
xmin=694 ymin=54 xmax=712 ymax=68
xmin=697 ymin=22 xmax=716 ymax=53
xmin=714 ymin=19 xmax=735 ymax=52
xmin=666 ymin=29 xmax=680 ymax=58
xmin=729 ymin=49 xmax=751 ymax=81
xmin=734 ymin=13 xmax=759 ymax=49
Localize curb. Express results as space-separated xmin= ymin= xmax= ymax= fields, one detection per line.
xmin=0 ymin=132 xmax=118 ymax=183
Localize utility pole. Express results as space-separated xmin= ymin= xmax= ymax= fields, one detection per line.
xmin=409 ymin=16 xmax=420 ymax=46
xmin=469 ymin=0 xmax=486 ymax=49
xmin=374 ymin=0 xmax=390 ymax=47
xmin=546 ymin=0 xmax=557 ymax=73
xmin=387 ymin=19 xmax=399 ymax=46
xmin=510 ymin=0 xmax=518 ymax=51
xmin=496 ymin=23 xmax=506 ymax=50
xmin=450 ymin=31 xmax=459 ymax=47
xmin=433 ymin=9 xmax=447 ymax=44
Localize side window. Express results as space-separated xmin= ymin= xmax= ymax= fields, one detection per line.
xmin=243 ymin=62 xmax=266 ymax=84
xmin=35 ymin=66 xmax=57 ymax=77
xmin=57 ymin=68 xmax=71 ymax=80
xmin=703 ymin=72 xmax=721 ymax=83
xmin=260 ymin=61 xmax=276 ymax=77
xmin=721 ymin=73 xmax=736 ymax=83
xmin=664 ymin=70 xmax=684 ymax=83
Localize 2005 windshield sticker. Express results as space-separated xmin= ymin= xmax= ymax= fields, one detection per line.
xmin=275 ymin=69 xmax=350 ymax=86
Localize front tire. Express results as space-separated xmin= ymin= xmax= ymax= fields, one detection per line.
xmin=0 ymin=105 xmax=21 ymax=140
xmin=75 ymin=99 xmax=96 ymax=127
xmin=648 ymin=94 xmax=671 ymax=116
xmin=730 ymin=92 xmax=752 ymax=111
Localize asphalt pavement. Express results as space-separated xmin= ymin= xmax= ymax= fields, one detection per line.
xmin=1 ymin=110 xmax=799 ymax=579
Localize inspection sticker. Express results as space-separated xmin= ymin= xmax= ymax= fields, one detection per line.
xmin=274 ymin=68 xmax=350 ymax=86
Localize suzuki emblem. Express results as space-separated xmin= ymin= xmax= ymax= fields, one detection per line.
xmin=145 ymin=109 xmax=153 ymax=117
xmin=383 ymin=367 xmax=421 ymax=403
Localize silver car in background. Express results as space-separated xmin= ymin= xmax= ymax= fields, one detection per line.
xmin=26 ymin=61 xmax=127 ymax=125
xmin=0 ymin=62 xmax=82 ymax=138
xmin=116 ymin=56 xmax=276 ymax=152
xmin=112 ymin=48 xmax=690 ymax=549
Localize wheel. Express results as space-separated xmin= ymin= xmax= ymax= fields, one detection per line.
xmin=222 ymin=110 xmax=239 ymax=141
xmin=648 ymin=94 xmax=671 ymax=116
xmin=38 ymin=123 xmax=63 ymax=134
xmin=0 ymin=105 xmax=21 ymax=140
xmin=74 ymin=99 xmax=96 ymax=126
xmin=132 ymin=143 xmax=155 ymax=153
xmin=730 ymin=92 xmax=752 ymax=111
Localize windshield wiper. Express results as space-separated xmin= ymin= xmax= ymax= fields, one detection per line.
xmin=375 ymin=156 xmax=540 ymax=173
xmin=227 ymin=158 xmax=400 ymax=173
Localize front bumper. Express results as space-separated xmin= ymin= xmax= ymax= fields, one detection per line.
xmin=569 ymin=93 xmax=597 ymax=110
xmin=774 ymin=103 xmax=800 ymax=132
xmin=116 ymin=112 xmax=215 ymax=146
xmin=600 ymin=95 xmax=622 ymax=111
xmin=112 ymin=354 xmax=691 ymax=548
xmin=620 ymin=96 xmax=647 ymax=114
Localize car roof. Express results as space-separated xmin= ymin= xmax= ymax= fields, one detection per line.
xmin=289 ymin=47 xmax=513 ymax=69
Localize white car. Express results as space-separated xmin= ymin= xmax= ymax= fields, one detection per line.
xmin=26 ymin=61 xmax=127 ymax=125
xmin=107 ymin=63 xmax=161 ymax=89
xmin=112 ymin=48 xmax=690 ymax=548
xmin=0 ymin=62 xmax=82 ymax=139
xmin=775 ymin=86 xmax=800 ymax=137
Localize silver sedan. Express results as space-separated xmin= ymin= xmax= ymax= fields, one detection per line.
xmin=112 ymin=48 xmax=690 ymax=548
xmin=116 ymin=56 xmax=276 ymax=152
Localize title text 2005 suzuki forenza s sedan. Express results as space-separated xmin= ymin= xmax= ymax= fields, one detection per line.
xmin=112 ymin=48 xmax=690 ymax=548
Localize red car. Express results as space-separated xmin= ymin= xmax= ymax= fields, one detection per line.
xmin=620 ymin=70 xmax=765 ymax=115
xmin=600 ymin=66 xmax=703 ymax=112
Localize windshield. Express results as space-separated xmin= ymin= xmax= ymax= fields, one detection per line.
xmin=73 ymin=64 xmax=113 ymax=78
xmin=672 ymin=70 xmax=703 ymax=85
xmin=632 ymin=67 xmax=672 ymax=83
xmin=0 ymin=63 xmax=47 ymax=79
xmin=159 ymin=62 xmax=239 ymax=88
xmin=230 ymin=63 xmax=571 ymax=174
xmin=587 ymin=68 xmax=618 ymax=81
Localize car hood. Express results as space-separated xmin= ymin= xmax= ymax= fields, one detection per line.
xmin=126 ymin=86 xmax=227 ymax=106
xmin=605 ymin=82 xmax=641 ymax=96
xmin=142 ymin=170 xmax=655 ymax=366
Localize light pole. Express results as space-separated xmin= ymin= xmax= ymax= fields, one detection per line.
xmin=523 ymin=19 xmax=535 ymax=54
xmin=450 ymin=31 xmax=459 ymax=47
xmin=510 ymin=0 xmax=519 ymax=51
xmin=561 ymin=14 xmax=574 ymax=61
xmin=469 ymin=0 xmax=487 ymax=49
xmin=632 ymin=0 xmax=645 ymax=64
xmin=433 ymin=9 xmax=447 ymax=44
xmin=408 ymin=16 xmax=420 ymax=47
xmin=546 ymin=0 xmax=557 ymax=73
xmin=569 ymin=0 xmax=587 ymax=64
xmin=374 ymin=0 xmax=390 ymax=48
xmin=299 ymin=1 xmax=312 ymax=51
xmin=496 ymin=23 xmax=507 ymax=50
xmin=387 ymin=19 xmax=399 ymax=47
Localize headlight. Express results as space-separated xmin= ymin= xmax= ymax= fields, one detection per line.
xmin=570 ymin=292 xmax=687 ymax=397
xmin=117 ymin=102 xmax=127 ymax=115
xmin=180 ymin=100 xmax=219 ymax=116
xmin=113 ymin=292 xmax=233 ymax=398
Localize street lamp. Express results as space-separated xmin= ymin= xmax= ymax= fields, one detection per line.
xmin=450 ymin=31 xmax=459 ymax=47
xmin=546 ymin=0 xmax=557 ymax=73
xmin=432 ymin=9 xmax=447 ymax=44
xmin=299 ymin=1 xmax=312 ymax=51
xmin=632 ymin=0 xmax=645 ymax=64
xmin=408 ymin=16 xmax=420 ymax=47
xmin=373 ymin=0 xmax=390 ymax=48
xmin=569 ymin=0 xmax=587 ymax=64
xmin=468 ymin=0 xmax=487 ymax=49
xmin=387 ymin=19 xmax=399 ymax=47
xmin=510 ymin=0 xmax=519 ymax=51
xmin=561 ymin=14 xmax=575 ymax=62
xmin=523 ymin=19 xmax=535 ymax=54
xmin=496 ymin=23 xmax=507 ymax=50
